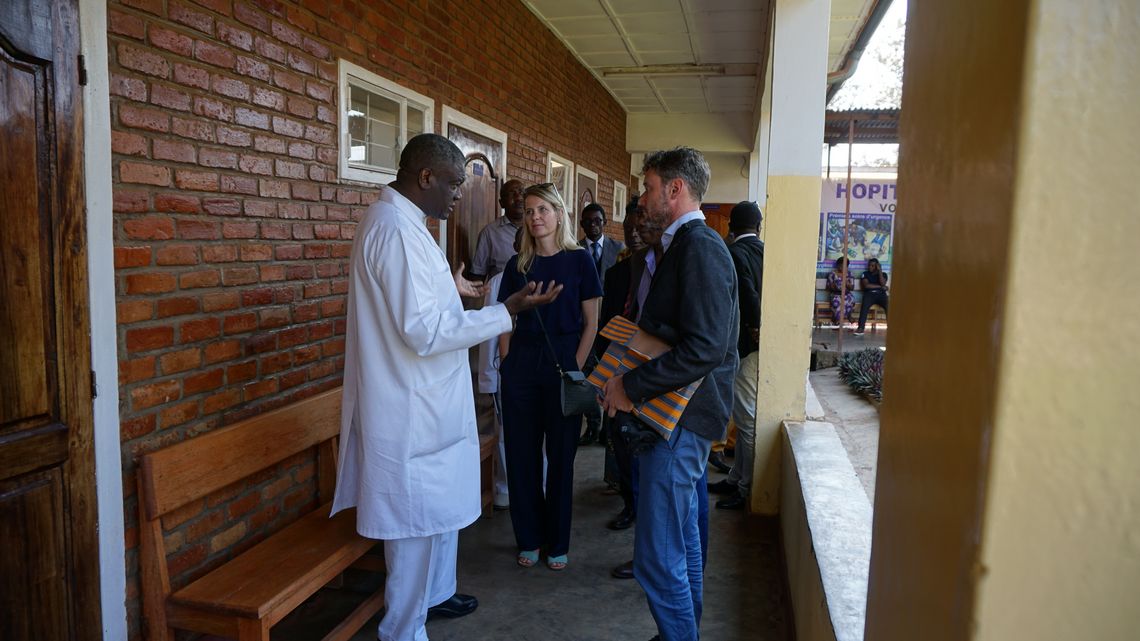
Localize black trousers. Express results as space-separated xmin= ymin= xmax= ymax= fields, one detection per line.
xmin=500 ymin=338 xmax=581 ymax=557
xmin=858 ymin=289 xmax=889 ymax=330
xmin=605 ymin=413 xmax=635 ymax=513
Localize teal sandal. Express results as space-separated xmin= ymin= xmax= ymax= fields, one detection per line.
xmin=517 ymin=549 xmax=539 ymax=568
xmin=547 ymin=554 xmax=568 ymax=571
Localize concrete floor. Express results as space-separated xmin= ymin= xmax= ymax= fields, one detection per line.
xmin=811 ymin=326 xmax=887 ymax=353
xmin=809 ymin=367 xmax=881 ymax=502
xmin=272 ymin=444 xmax=792 ymax=641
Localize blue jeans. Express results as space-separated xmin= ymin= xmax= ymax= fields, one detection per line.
xmin=633 ymin=427 xmax=712 ymax=641
xmin=632 ymin=444 xmax=709 ymax=561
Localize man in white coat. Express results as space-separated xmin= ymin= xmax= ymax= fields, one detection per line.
xmin=332 ymin=134 xmax=561 ymax=641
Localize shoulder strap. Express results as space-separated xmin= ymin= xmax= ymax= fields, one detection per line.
xmin=533 ymin=309 xmax=568 ymax=376
xmin=525 ymin=265 xmax=568 ymax=376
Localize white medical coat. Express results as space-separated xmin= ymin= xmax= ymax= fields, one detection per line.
xmin=331 ymin=187 xmax=512 ymax=540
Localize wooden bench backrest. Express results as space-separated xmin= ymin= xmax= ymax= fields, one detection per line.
xmin=138 ymin=388 xmax=342 ymax=521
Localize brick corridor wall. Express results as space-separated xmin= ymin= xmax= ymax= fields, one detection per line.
xmin=108 ymin=0 xmax=629 ymax=636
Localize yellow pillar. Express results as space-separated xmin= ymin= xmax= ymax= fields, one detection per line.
xmin=866 ymin=1 xmax=1140 ymax=639
xmin=750 ymin=0 xmax=831 ymax=513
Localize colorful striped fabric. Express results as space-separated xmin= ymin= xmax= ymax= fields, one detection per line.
xmin=587 ymin=316 xmax=702 ymax=438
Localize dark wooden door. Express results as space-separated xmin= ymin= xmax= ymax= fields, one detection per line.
xmin=0 ymin=1 xmax=101 ymax=639
xmin=445 ymin=124 xmax=502 ymax=274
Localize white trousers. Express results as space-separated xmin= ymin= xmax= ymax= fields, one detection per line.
xmin=491 ymin=392 xmax=510 ymax=502
xmin=728 ymin=350 xmax=760 ymax=496
xmin=379 ymin=530 xmax=458 ymax=641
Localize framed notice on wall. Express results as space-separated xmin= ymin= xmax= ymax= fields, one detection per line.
xmin=613 ymin=181 xmax=628 ymax=223
xmin=574 ymin=166 xmax=597 ymax=228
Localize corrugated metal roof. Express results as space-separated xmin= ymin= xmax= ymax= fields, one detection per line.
xmin=824 ymin=108 xmax=900 ymax=145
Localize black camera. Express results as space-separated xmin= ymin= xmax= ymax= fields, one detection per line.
xmin=614 ymin=412 xmax=663 ymax=455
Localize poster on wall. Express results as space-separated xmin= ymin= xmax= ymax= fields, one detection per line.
xmin=818 ymin=178 xmax=897 ymax=271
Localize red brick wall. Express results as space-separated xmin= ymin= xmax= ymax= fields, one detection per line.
xmin=108 ymin=0 xmax=629 ymax=636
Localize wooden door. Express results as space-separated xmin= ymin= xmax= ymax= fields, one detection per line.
xmin=0 ymin=1 xmax=101 ymax=639
xmin=445 ymin=124 xmax=502 ymax=275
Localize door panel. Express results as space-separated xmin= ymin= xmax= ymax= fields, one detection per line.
xmin=0 ymin=470 xmax=69 ymax=641
xmin=1 ymin=49 xmax=53 ymax=427
xmin=0 ymin=0 xmax=101 ymax=638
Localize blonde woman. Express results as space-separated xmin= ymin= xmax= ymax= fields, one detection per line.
xmin=497 ymin=183 xmax=603 ymax=571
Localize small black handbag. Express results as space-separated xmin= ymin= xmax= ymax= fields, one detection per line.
xmin=533 ymin=309 xmax=598 ymax=417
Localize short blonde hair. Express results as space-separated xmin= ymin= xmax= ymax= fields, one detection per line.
xmin=516 ymin=183 xmax=582 ymax=273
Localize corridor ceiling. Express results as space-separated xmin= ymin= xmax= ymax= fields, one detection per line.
xmin=523 ymin=0 xmax=880 ymax=116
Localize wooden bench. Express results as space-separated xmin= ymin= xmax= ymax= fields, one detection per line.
xmin=812 ymin=278 xmax=888 ymax=332
xmin=137 ymin=388 xmax=385 ymax=641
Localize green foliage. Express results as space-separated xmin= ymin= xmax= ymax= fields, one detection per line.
xmin=838 ymin=348 xmax=884 ymax=401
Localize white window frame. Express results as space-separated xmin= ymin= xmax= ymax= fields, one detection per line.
xmin=613 ymin=181 xmax=629 ymax=223
xmin=338 ymin=59 xmax=434 ymax=185
xmin=546 ymin=151 xmax=574 ymax=219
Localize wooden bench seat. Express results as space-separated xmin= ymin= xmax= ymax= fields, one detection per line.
xmin=138 ymin=388 xmax=385 ymax=641
xmin=812 ymin=277 xmax=888 ymax=332
xmin=169 ymin=503 xmax=371 ymax=620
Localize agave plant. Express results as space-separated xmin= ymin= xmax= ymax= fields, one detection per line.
xmin=837 ymin=348 xmax=884 ymax=401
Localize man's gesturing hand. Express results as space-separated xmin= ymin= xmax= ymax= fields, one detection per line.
xmin=452 ymin=262 xmax=487 ymax=299
xmin=503 ymin=280 xmax=563 ymax=316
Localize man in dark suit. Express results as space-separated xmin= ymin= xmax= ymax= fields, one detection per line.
xmin=579 ymin=202 xmax=626 ymax=445
xmin=579 ymin=203 xmax=626 ymax=280
xmin=708 ymin=201 xmax=765 ymax=510
xmin=602 ymin=148 xmax=738 ymax=641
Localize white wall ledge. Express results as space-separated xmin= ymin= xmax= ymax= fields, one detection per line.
xmin=781 ymin=420 xmax=872 ymax=641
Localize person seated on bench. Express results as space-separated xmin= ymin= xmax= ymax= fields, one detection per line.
xmin=332 ymin=133 xmax=562 ymax=641
xmin=827 ymin=257 xmax=856 ymax=327
xmin=855 ymin=257 xmax=889 ymax=335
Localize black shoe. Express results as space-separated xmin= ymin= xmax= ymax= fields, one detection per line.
xmin=707 ymin=479 xmax=736 ymax=495
xmin=715 ymin=492 xmax=747 ymax=510
xmin=607 ymin=508 xmax=635 ymax=530
xmin=578 ymin=429 xmax=597 ymax=446
xmin=611 ymin=560 xmax=634 ymax=579
xmin=708 ymin=451 xmax=731 ymax=474
xmin=426 ymin=593 xmax=478 ymax=620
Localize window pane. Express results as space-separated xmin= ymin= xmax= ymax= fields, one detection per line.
xmin=348 ymin=82 xmax=400 ymax=172
xmin=368 ymin=118 xmax=397 ymax=166
xmin=407 ymin=105 xmax=425 ymax=138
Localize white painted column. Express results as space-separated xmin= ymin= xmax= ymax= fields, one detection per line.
xmin=750 ymin=0 xmax=830 ymax=514
xmin=79 ymin=0 xmax=128 ymax=638
xmin=749 ymin=48 xmax=774 ymax=209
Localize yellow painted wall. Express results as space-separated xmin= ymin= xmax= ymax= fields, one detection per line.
xmin=866 ymin=0 xmax=1140 ymax=638
xmin=626 ymin=112 xmax=754 ymax=154
xmin=974 ymin=1 xmax=1140 ymax=638
xmin=752 ymin=174 xmax=820 ymax=513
